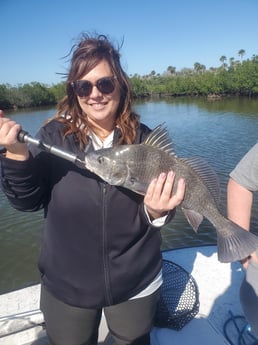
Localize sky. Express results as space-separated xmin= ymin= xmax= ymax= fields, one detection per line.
xmin=1 ymin=0 xmax=258 ymax=85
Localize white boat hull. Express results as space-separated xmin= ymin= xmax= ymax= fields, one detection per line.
xmin=0 ymin=245 xmax=253 ymax=345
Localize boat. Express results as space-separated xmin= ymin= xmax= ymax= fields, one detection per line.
xmin=0 ymin=245 xmax=257 ymax=345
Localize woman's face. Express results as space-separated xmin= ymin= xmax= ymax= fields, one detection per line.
xmin=76 ymin=60 xmax=121 ymax=129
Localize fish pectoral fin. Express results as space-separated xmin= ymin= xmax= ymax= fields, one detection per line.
xmin=181 ymin=207 xmax=203 ymax=232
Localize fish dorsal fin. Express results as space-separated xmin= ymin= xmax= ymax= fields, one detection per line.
xmin=180 ymin=157 xmax=220 ymax=206
xmin=143 ymin=124 xmax=176 ymax=156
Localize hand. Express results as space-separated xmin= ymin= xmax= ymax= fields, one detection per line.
xmin=240 ymin=251 xmax=258 ymax=269
xmin=144 ymin=170 xmax=185 ymax=220
xmin=251 ymin=251 xmax=258 ymax=264
xmin=0 ymin=110 xmax=29 ymax=160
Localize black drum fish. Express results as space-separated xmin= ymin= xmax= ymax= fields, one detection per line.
xmin=84 ymin=124 xmax=258 ymax=263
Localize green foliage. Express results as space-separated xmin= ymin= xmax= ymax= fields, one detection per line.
xmin=0 ymin=53 xmax=257 ymax=110
xmin=130 ymin=77 xmax=149 ymax=97
xmin=0 ymin=84 xmax=11 ymax=109
xmin=49 ymin=83 xmax=66 ymax=103
xmin=0 ymin=82 xmax=66 ymax=110
xmin=131 ymin=55 xmax=258 ymax=98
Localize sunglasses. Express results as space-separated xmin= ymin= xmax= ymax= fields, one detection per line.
xmin=71 ymin=76 xmax=116 ymax=97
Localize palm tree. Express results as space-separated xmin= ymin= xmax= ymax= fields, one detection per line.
xmin=200 ymin=64 xmax=206 ymax=73
xmin=220 ymin=55 xmax=227 ymax=69
xmin=167 ymin=66 xmax=176 ymax=75
xmin=229 ymin=57 xmax=235 ymax=69
xmin=194 ymin=62 xmax=202 ymax=73
xmin=238 ymin=49 xmax=246 ymax=62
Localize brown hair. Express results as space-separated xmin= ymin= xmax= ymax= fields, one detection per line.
xmin=55 ymin=33 xmax=140 ymax=146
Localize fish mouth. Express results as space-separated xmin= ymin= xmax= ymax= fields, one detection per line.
xmin=84 ymin=156 xmax=94 ymax=173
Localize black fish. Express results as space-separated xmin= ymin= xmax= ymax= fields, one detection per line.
xmin=85 ymin=125 xmax=258 ymax=263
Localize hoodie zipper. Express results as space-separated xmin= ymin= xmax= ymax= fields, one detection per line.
xmin=102 ymin=181 xmax=113 ymax=305
xmin=90 ymin=132 xmax=120 ymax=306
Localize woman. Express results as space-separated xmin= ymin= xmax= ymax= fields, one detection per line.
xmin=227 ymin=144 xmax=258 ymax=340
xmin=0 ymin=33 xmax=185 ymax=345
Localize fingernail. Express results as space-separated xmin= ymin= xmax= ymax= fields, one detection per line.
xmin=159 ymin=172 xmax=166 ymax=179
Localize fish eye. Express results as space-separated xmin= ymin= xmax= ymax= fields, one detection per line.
xmin=97 ymin=156 xmax=104 ymax=164
xmin=130 ymin=177 xmax=136 ymax=184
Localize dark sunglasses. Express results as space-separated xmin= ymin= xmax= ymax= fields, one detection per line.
xmin=71 ymin=76 xmax=116 ymax=97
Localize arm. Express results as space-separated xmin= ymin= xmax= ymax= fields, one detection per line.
xmin=228 ymin=144 xmax=258 ymax=265
xmin=227 ymin=178 xmax=258 ymax=267
xmin=227 ymin=177 xmax=253 ymax=230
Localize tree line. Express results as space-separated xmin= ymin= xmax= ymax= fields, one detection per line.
xmin=1 ymin=50 xmax=257 ymax=110
xmin=0 ymin=82 xmax=65 ymax=110
xmin=131 ymin=52 xmax=258 ymax=98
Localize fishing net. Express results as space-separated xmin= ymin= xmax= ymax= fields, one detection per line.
xmin=154 ymin=259 xmax=200 ymax=331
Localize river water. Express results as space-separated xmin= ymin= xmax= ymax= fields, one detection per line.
xmin=1 ymin=97 xmax=258 ymax=294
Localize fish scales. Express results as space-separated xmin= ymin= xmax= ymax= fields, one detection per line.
xmin=84 ymin=124 xmax=258 ymax=263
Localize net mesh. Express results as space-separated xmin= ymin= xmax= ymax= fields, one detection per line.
xmin=154 ymin=259 xmax=200 ymax=331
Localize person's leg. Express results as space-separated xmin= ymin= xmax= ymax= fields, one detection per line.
xmin=104 ymin=289 xmax=160 ymax=345
xmin=40 ymin=284 xmax=102 ymax=345
xmin=240 ymin=259 xmax=258 ymax=339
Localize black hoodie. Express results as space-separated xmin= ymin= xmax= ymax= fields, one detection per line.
xmin=0 ymin=120 xmax=174 ymax=308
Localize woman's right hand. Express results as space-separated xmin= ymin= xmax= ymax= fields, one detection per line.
xmin=0 ymin=110 xmax=29 ymax=160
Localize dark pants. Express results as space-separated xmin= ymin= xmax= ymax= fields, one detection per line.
xmin=40 ymin=284 xmax=160 ymax=345
xmin=240 ymin=258 xmax=258 ymax=339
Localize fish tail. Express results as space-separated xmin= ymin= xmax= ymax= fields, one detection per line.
xmin=217 ymin=220 xmax=258 ymax=263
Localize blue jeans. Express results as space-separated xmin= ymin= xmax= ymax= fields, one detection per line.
xmin=40 ymin=284 xmax=160 ymax=345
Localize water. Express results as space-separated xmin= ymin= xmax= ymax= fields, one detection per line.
xmin=1 ymin=98 xmax=258 ymax=294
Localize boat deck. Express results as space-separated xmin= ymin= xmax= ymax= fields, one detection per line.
xmin=151 ymin=246 xmax=247 ymax=345
xmin=23 ymin=335 xmax=114 ymax=345
xmin=1 ymin=245 xmax=257 ymax=345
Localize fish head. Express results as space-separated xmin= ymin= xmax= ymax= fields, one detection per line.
xmin=84 ymin=147 xmax=130 ymax=186
xmin=84 ymin=145 xmax=149 ymax=194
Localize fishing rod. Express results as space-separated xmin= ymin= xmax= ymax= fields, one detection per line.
xmin=17 ymin=130 xmax=85 ymax=168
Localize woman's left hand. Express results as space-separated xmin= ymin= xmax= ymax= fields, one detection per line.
xmin=144 ymin=170 xmax=185 ymax=220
